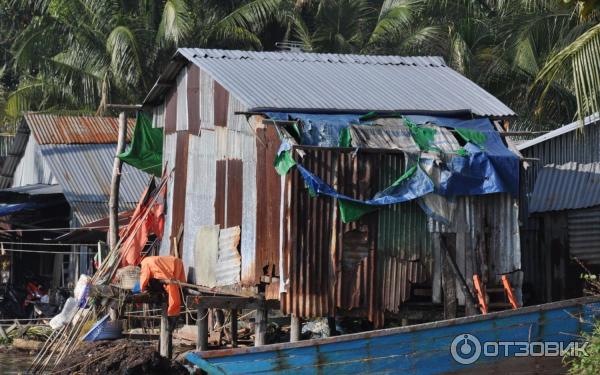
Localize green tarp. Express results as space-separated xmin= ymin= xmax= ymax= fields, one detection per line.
xmin=274 ymin=150 xmax=297 ymax=176
xmin=118 ymin=112 xmax=163 ymax=176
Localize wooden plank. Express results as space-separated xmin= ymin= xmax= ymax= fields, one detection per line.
xmin=197 ymin=308 xmax=208 ymax=351
xmin=231 ymin=309 xmax=238 ymax=348
xmin=290 ymin=314 xmax=301 ymax=342
xmin=255 ymin=304 xmax=268 ymax=347
xmin=186 ymin=295 xmax=278 ymax=310
xmin=160 ymin=305 xmax=172 ymax=359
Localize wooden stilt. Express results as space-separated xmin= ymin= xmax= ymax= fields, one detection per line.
xmin=290 ymin=314 xmax=301 ymax=342
xmin=159 ymin=306 xmax=172 ymax=359
xmin=197 ymin=308 xmax=208 ymax=351
xmin=255 ymin=304 xmax=268 ymax=346
xmin=230 ymin=308 xmax=238 ymax=348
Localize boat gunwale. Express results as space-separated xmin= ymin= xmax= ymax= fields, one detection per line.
xmin=187 ymin=295 xmax=600 ymax=359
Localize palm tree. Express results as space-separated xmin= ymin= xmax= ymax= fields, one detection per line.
xmin=4 ymin=0 xmax=197 ymax=119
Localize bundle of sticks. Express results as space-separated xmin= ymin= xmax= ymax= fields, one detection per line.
xmin=29 ymin=175 xmax=169 ymax=374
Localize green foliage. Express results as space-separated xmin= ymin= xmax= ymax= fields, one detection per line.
xmin=0 ymin=0 xmax=598 ymax=132
xmin=565 ymin=320 xmax=600 ymax=375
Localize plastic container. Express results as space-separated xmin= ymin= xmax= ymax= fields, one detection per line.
xmin=74 ymin=274 xmax=91 ymax=300
xmin=48 ymin=297 xmax=78 ymax=330
xmin=82 ymin=315 xmax=123 ymax=341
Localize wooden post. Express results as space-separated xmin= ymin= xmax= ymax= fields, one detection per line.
xmin=255 ymin=303 xmax=268 ymax=346
xmin=197 ymin=308 xmax=208 ymax=351
xmin=290 ymin=314 xmax=301 ymax=342
xmin=230 ymin=308 xmax=238 ymax=348
xmin=108 ymin=112 xmax=127 ymax=249
xmin=159 ymin=305 xmax=172 ymax=358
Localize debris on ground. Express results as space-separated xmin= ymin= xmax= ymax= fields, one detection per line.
xmin=53 ymin=339 xmax=188 ymax=374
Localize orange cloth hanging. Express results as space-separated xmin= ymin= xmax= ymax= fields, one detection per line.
xmin=120 ymin=182 xmax=166 ymax=266
xmin=140 ymin=256 xmax=186 ymax=316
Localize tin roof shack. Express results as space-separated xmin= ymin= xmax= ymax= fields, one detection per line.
xmin=518 ymin=114 xmax=600 ymax=303
xmin=0 ymin=113 xmax=149 ymax=284
xmin=144 ymin=49 xmax=522 ymax=327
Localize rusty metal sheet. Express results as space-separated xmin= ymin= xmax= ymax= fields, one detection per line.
xmin=24 ymin=113 xmax=135 ymax=145
xmin=187 ymin=64 xmax=201 ymax=135
xmin=171 ymin=131 xmax=189 ymax=251
xmin=251 ymin=124 xmax=281 ymax=286
xmin=226 ymin=159 xmax=243 ymax=227
xmin=165 ymin=87 xmax=177 ymax=134
xmin=216 ymin=226 xmax=242 ymax=286
xmin=215 ymin=159 xmax=226 ymax=228
xmin=214 ymin=81 xmax=229 ymax=127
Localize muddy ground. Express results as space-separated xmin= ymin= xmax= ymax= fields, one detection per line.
xmin=54 ymin=339 xmax=188 ymax=374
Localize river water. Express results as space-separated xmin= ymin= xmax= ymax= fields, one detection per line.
xmin=0 ymin=351 xmax=34 ymax=374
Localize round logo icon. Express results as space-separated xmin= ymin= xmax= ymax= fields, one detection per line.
xmin=451 ymin=334 xmax=482 ymax=365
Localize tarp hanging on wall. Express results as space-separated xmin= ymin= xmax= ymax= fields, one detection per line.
xmin=119 ymin=112 xmax=163 ymax=177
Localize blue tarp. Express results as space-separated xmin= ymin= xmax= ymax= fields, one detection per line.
xmin=297 ymin=163 xmax=434 ymax=206
xmin=407 ymin=116 xmax=519 ymax=197
xmin=266 ymin=112 xmax=361 ymax=146
xmin=267 ymin=112 xmax=520 ymax=221
xmin=0 ymin=202 xmax=40 ymax=217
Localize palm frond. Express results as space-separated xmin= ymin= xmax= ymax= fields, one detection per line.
xmin=156 ymin=0 xmax=192 ymax=46
xmin=106 ymin=25 xmax=144 ymax=89
xmin=534 ymin=23 xmax=600 ymax=122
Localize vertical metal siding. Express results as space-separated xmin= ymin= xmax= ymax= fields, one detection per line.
xmin=200 ymin=70 xmax=215 ymax=129
xmin=160 ymin=133 xmax=177 ymax=256
xmin=568 ymin=206 xmax=600 ymax=264
xmin=176 ymin=68 xmax=188 ymax=131
xmin=187 ymin=64 xmax=201 ymax=135
xmin=182 ymin=133 xmax=217 ymax=281
xmin=11 ymin=136 xmax=57 ymax=187
xmin=240 ymin=121 xmax=258 ymax=285
xmin=152 ymin=101 xmax=165 ymax=129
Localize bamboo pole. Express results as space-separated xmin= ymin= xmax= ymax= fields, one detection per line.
xmin=108 ymin=112 xmax=128 ymax=250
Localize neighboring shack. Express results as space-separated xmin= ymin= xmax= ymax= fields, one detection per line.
xmin=143 ymin=49 xmax=523 ymax=326
xmin=519 ymin=113 xmax=600 ymax=303
xmin=0 ymin=113 xmax=148 ymax=285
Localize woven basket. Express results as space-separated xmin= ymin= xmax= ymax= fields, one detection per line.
xmin=115 ymin=265 xmax=141 ymax=290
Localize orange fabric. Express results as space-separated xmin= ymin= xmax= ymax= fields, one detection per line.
xmin=120 ymin=183 xmax=166 ymax=266
xmin=472 ymin=274 xmax=488 ymax=315
xmin=501 ymin=275 xmax=519 ymax=309
xmin=140 ymin=256 xmax=186 ymax=316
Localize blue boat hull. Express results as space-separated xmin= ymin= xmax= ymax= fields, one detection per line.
xmin=186 ymin=296 xmax=600 ymax=374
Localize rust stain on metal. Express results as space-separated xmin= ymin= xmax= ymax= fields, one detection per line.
xmin=251 ymin=125 xmax=281 ymax=286
xmin=165 ymin=87 xmax=178 ymax=134
xmin=280 ymin=149 xmax=421 ymax=327
xmin=226 ymin=159 xmax=243 ymax=227
xmin=25 ymin=113 xmax=135 ymax=145
xmin=187 ymin=64 xmax=201 ymax=135
xmin=215 ymin=159 xmax=226 ymax=228
xmin=214 ymin=82 xmax=229 ymax=127
xmin=170 ymin=131 xmax=189 ymax=251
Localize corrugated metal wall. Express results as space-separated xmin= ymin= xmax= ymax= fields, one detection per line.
xmin=568 ymin=206 xmax=600 ymax=264
xmin=11 ymin=136 xmax=57 ymax=187
xmin=520 ymin=119 xmax=600 ymax=301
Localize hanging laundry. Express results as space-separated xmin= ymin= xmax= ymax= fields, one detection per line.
xmin=139 ymin=256 xmax=186 ymax=316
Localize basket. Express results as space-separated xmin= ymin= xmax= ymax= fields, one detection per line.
xmin=115 ymin=265 xmax=141 ymax=290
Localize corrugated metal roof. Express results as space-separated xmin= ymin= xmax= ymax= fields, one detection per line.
xmin=517 ymin=113 xmax=600 ymax=150
xmin=144 ymin=48 xmax=515 ymax=118
xmin=39 ymin=144 xmax=149 ymax=224
xmin=530 ymin=162 xmax=600 ymax=213
xmin=24 ymin=113 xmax=136 ymax=145
xmin=0 ymin=121 xmax=30 ymax=188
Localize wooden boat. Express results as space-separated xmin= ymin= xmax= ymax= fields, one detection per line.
xmin=185 ymin=296 xmax=600 ymax=374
